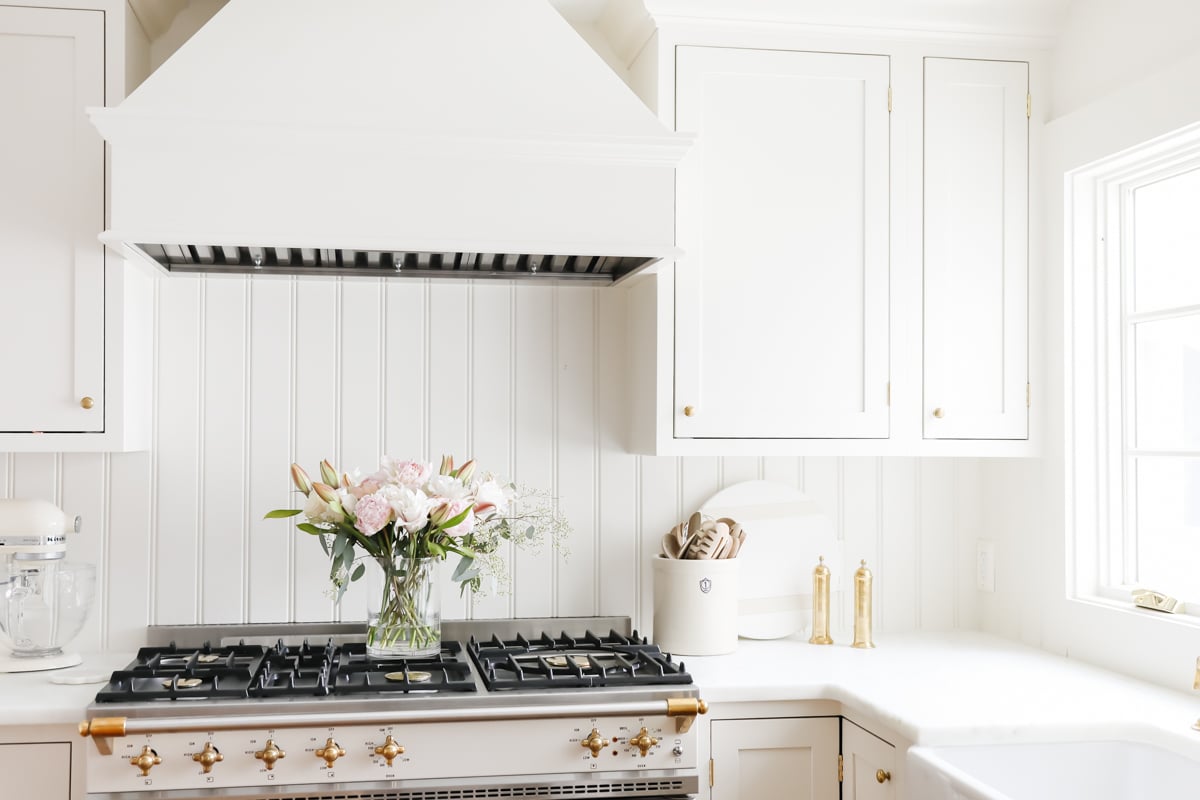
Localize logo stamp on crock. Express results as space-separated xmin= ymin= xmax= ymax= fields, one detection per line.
xmin=698 ymin=577 xmax=712 ymax=594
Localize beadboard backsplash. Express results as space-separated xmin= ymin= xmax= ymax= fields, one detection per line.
xmin=0 ymin=275 xmax=982 ymax=651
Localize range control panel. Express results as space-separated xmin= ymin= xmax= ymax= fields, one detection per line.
xmin=85 ymin=715 xmax=697 ymax=794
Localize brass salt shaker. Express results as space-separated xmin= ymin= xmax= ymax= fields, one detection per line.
xmin=809 ymin=556 xmax=833 ymax=645
xmin=852 ymin=559 xmax=876 ymax=649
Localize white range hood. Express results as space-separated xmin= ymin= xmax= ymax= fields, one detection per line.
xmin=90 ymin=0 xmax=691 ymax=283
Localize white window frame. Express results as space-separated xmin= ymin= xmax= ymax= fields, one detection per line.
xmin=1066 ymin=120 xmax=1200 ymax=619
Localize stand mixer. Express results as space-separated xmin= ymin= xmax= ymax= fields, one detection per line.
xmin=0 ymin=498 xmax=95 ymax=672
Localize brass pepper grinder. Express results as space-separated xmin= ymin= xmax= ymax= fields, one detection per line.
xmin=852 ymin=559 xmax=876 ymax=649
xmin=809 ymin=556 xmax=833 ymax=645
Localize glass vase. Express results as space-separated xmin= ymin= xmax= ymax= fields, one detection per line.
xmin=365 ymin=555 xmax=441 ymax=658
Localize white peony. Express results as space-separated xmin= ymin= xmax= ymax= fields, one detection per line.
xmin=379 ymin=484 xmax=432 ymax=533
xmin=473 ymin=477 xmax=512 ymax=513
xmin=426 ymin=474 xmax=471 ymax=503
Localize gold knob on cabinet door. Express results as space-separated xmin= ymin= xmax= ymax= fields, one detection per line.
xmin=130 ymin=745 xmax=161 ymax=776
xmin=80 ymin=396 xmax=95 ymax=409
xmin=191 ymin=742 xmax=223 ymax=774
xmin=628 ymin=727 xmax=659 ymax=757
xmin=316 ymin=738 xmax=346 ymax=767
xmin=683 ymin=405 xmax=695 ymax=417
xmin=580 ymin=728 xmax=610 ymax=758
xmin=373 ymin=735 xmax=405 ymax=766
xmin=254 ymin=739 xmax=286 ymax=770
xmin=876 ymin=769 xmax=891 ymax=783
xmin=932 ymin=407 xmax=945 ymax=418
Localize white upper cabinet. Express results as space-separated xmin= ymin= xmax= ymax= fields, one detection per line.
xmin=674 ymin=47 xmax=891 ymax=440
xmin=923 ymin=57 xmax=1029 ymax=440
xmin=0 ymin=2 xmax=150 ymax=451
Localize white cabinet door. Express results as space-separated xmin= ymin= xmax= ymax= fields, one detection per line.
xmin=0 ymin=6 xmax=105 ymax=433
xmin=842 ymin=719 xmax=896 ymax=800
xmin=923 ymin=57 xmax=1029 ymax=439
xmin=710 ymin=717 xmax=839 ymax=800
xmin=0 ymin=742 xmax=72 ymax=799
xmin=674 ymin=46 xmax=890 ymax=439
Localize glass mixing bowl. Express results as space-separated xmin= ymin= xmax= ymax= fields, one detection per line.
xmin=0 ymin=559 xmax=96 ymax=658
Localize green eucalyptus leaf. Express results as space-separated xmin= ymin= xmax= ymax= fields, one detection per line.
xmin=451 ymin=555 xmax=477 ymax=582
xmin=350 ymin=562 xmax=366 ymax=582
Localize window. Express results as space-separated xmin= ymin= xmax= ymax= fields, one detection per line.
xmin=1069 ymin=122 xmax=1200 ymax=614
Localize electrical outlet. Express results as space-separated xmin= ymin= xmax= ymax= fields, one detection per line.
xmin=977 ymin=540 xmax=996 ymax=593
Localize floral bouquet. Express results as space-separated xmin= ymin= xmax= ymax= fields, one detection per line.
xmin=266 ymin=455 xmax=569 ymax=656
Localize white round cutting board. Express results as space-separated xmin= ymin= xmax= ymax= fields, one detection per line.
xmin=699 ymin=480 xmax=839 ymax=640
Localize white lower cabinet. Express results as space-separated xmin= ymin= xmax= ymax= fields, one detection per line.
xmin=0 ymin=741 xmax=73 ymax=799
xmin=709 ymin=716 xmax=840 ymax=800
xmin=842 ymin=719 xmax=898 ymax=800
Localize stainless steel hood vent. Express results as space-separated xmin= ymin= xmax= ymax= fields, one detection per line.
xmin=135 ymin=244 xmax=655 ymax=283
xmin=90 ymin=0 xmax=691 ymax=285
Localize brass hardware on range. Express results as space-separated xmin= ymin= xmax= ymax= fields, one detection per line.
xmin=79 ymin=717 xmax=126 ymax=738
xmin=254 ymin=739 xmax=286 ymax=770
xmin=316 ymin=738 xmax=346 ymax=767
xmin=852 ymin=559 xmax=876 ymax=649
xmin=932 ymin=407 xmax=945 ymax=419
xmin=130 ymin=745 xmax=161 ymax=776
xmin=877 ymin=768 xmax=892 ymax=783
xmin=580 ymin=728 xmax=609 ymax=758
xmin=191 ymin=742 xmax=223 ymax=774
xmin=628 ymin=727 xmax=659 ymax=756
xmin=665 ymin=697 xmax=709 ymax=733
xmin=80 ymin=396 xmax=95 ymax=409
xmin=683 ymin=405 xmax=696 ymax=417
xmin=809 ymin=556 xmax=833 ymax=645
xmin=374 ymin=735 xmax=405 ymax=766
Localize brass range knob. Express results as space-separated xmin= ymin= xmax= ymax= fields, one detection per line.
xmin=932 ymin=407 xmax=945 ymax=418
xmin=373 ymin=735 xmax=405 ymax=767
xmin=130 ymin=745 xmax=161 ymax=776
xmin=628 ymin=727 xmax=659 ymax=757
xmin=80 ymin=396 xmax=95 ymax=409
xmin=191 ymin=742 xmax=223 ymax=774
xmin=580 ymin=728 xmax=610 ymax=758
xmin=254 ymin=739 xmax=286 ymax=770
xmin=876 ymin=769 xmax=892 ymax=783
xmin=316 ymin=738 xmax=346 ymax=768
xmin=683 ymin=405 xmax=696 ymax=417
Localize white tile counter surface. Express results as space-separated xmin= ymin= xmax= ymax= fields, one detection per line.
xmin=683 ymin=631 xmax=1200 ymax=758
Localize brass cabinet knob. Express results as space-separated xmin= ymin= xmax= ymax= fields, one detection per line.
xmin=876 ymin=769 xmax=891 ymax=783
xmin=80 ymin=396 xmax=95 ymax=409
xmin=191 ymin=742 xmax=223 ymax=774
xmin=932 ymin=407 xmax=945 ymax=418
xmin=254 ymin=739 xmax=286 ymax=770
xmin=683 ymin=405 xmax=695 ymax=417
xmin=373 ymin=735 xmax=405 ymax=766
xmin=316 ymin=738 xmax=346 ymax=767
xmin=130 ymin=745 xmax=161 ymax=776
xmin=628 ymin=727 xmax=659 ymax=756
xmin=580 ymin=728 xmax=610 ymax=758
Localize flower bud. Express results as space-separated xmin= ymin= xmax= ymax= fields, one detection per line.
xmin=312 ymin=481 xmax=339 ymax=504
xmin=290 ymin=463 xmax=312 ymax=496
xmin=429 ymin=501 xmax=452 ymax=527
xmin=456 ymin=459 xmax=477 ymax=483
xmin=439 ymin=455 xmax=454 ymax=476
xmin=319 ymin=459 xmax=339 ymax=487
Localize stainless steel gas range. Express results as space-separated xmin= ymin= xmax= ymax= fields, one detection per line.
xmin=78 ymin=618 xmax=707 ymax=800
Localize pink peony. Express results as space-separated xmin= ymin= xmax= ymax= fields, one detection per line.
xmin=439 ymin=499 xmax=475 ymax=538
xmin=354 ymin=493 xmax=393 ymax=536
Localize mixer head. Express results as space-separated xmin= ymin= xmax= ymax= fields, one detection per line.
xmin=0 ymin=498 xmax=81 ymax=562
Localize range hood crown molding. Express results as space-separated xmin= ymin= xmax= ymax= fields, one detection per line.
xmin=96 ymin=0 xmax=690 ymax=285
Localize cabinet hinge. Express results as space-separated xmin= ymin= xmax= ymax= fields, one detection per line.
xmin=1026 ymin=93 xmax=1032 ymax=118
xmin=1027 ymin=382 xmax=1031 ymax=407
xmin=838 ymin=753 xmax=844 ymax=782
xmin=709 ymin=758 xmax=715 ymax=787
xmin=888 ymin=86 xmax=893 ymax=112
xmin=886 ymin=381 xmax=891 ymax=406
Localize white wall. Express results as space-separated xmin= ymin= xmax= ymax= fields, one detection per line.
xmin=0 ymin=278 xmax=983 ymax=652
xmin=978 ymin=18 xmax=1200 ymax=690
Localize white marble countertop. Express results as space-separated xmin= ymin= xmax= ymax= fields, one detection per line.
xmin=3 ymin=631 xmax=1199 ymax=763
xmin=683 ymin=630 xmax=1200 ymax=759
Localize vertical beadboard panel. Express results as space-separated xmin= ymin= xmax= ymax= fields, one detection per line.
xmin=383 ymin=282 xmax=428 ymax=458
xmin=59 ymin=453 xmax=106 ymax=651
xmin=336 ymin=280 xmax=384 ymax=621
xmin=106 ymin=451 xmax=152 ymax=650
xmin=11 ymin=453 xmax=57 ymax=500
xmin=555 ymin=288 xmax=597 ymax=617
xmin=842 ymin=458 xmax=880 ymax=631
xmin=596 ymin=289 xmax=637 ymax=623
xmin=953 ymin=458 xmax=983 ymax=630
xmin=680 ymin=458 xmax=720 ymax=518
xmin=919 ymin=459 xmax=958 ymax=629
xmin=880 ymin=457 xmax=919 ymax=632
xmin=469 ymin=283 xmax=514 ymax=619
xmin=638 ymin=456 xmax=678 ymax=636
xmin=721 ymin=456 xmax=761 ymax=487
xmin=512 ymin=286 xmax=555 ymax=617
xmin=762 ymin=456 xmax=802 ymax=488
xmin=200 ymin=277 xmax=248 ymax=623
xmin=427 ymin=283 xmax=471 ymax=620
xmin=246 ymin=278 xmax=293 ymax=623
xmin=292 ymin=279 xmax=339 ymax=621
xmin=153 ymin=276 xmax=202 ymax=624
xmin=803 ymin=457 xmax=844 ymax=628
